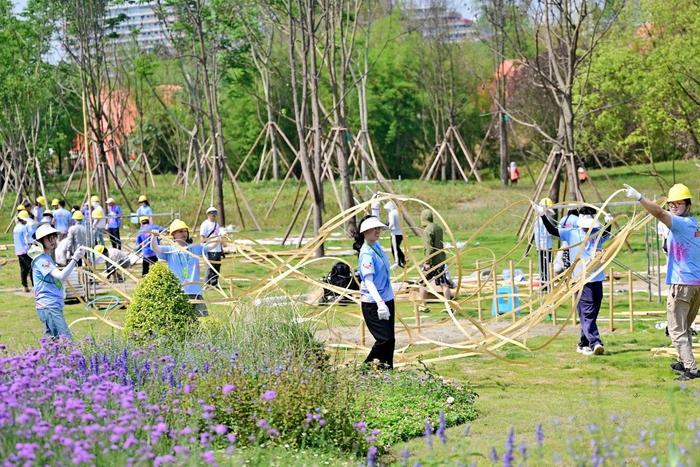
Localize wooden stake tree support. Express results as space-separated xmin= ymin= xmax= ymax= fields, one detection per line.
xmin=421 ymin=126 xmax=482 ymax=183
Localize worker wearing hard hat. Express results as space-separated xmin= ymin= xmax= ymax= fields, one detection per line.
xmin=136 ymin=195 xmax=153 ymax=223
xmin=106 ymin=197 xmax=123 ymax=249
xmin=52 ymin=200 xmax=72 ymax=240
xmin=91 ymin=244 xmax=135 ymax=282
xmin=150 ymin=219 xmax=211 ymax=316
xmin=418 ymin=209 xmax=453 ymax=313
xmin=135 ymin=216 xmax=162 ymax=276
xmin=33 ymin=196 xmax=47 ymax=221
xmin=67 ymin=210 xmax=88 ymax=264
xmin=626 ymin=183 xmax=700 ymax=380
xmin=31 ymin=223 xmax=86 ymax=340
xmin=534 ymin=198 xmax=555 ymax=292
xmin=91 ymin=196 xmax=106 ymax=246
xmin=536 ymin=203 xmax=614 ymax=357
xmin=199 ymin=207 xmax=224 ymax=286
xmin=13 ymin=210 xmax=33 ymax=292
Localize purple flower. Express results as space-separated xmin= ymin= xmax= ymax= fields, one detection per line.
xmin=535 ymin=423 xmax=544 ymax=448
xmin=503 ymin=427 xmax=515 ymax=467
xmin=257 ymin=419 xmax=269 ymax=429
xmin=201 ymin=450 xmax=216 ymax=465
xmin=424 ymin=420 xmax=433 ymax=448
xmin=260 ymin=390 xmax=277 ymax=401
xmin=353 ymin=421 xmax=368 ymax=433
xmin=227 ymin=433 xmax=237 ymax=444
xmin=518 ymin=441 xmax=527 ymax=459
xmin=367 ymin=446 xmax=378 ymax=467
xmin=400 ymin=448 xmax=410 ymax=466
xmin=222 ymin=384 xmax=236 ymax=395
xmin=437 ymin=411 xmax=447 ymax=444
xmin=489 ymin=447 xmax=499 ymax=463
xmin=214 ymin=424 xmax=228 ymax=435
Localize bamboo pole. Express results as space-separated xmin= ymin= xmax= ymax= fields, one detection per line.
xmin=509 ymin=260 xmax=516 ymax=322
xmin=609 ymin=268 xmax=615 ymax=332
xmin=414 ymin=302 xmax=421 ymax=332
xmin=550 ymin=260 xmax=556 ymax=325
xmin=476 ymin=260 xmax=482 ymax=320
xmin=572 ymin=292 xmax=577 ymax=325
xmin=528 ymin=258 xmax=534 ymax=314
xmin=492 ymin=259 xmax=498 ymax=318
xmin=628 ymin=269 xmax=634 ymax=332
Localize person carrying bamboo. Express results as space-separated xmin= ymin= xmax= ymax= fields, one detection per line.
xmin=418 ymin=209 xmax=452 ymax=313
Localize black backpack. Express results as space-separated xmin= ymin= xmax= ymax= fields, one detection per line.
xmin=321 ymin=262 xmax=359 ymax=304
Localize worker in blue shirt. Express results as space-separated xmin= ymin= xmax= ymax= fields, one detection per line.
xmin=106 ymin=197 xmax=123 ymax=249
xmin=353 ymin=215 xmax=395 ymax=369
xmin=52 ymin=200 xmax=72 ymax=240
xmin=136 ymin=195 xmax=153 ymax=223
xmin=13 ymin=211 xmax=33 ymax=292
xmin=135 ymin=216 xmax=161 ymax=276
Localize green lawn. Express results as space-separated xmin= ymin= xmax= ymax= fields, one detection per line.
xmin=0 ymin=159 xmax=697 ymax=464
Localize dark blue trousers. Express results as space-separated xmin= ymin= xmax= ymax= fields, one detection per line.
xmin=578 ymin=281 xmax=603 ymax=348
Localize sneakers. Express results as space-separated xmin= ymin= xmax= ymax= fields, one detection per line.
xmin=676 ymin=369 xmax=700 ymax=381
xmin=670 ymin=361 xmax=686 ymax=374
xmin=593 ymin=344 xmax=605 ymax=355
xmin=577 ymin=345 xmax=593 ymax=356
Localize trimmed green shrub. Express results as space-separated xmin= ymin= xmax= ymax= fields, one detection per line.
xmin=124 ymin=262 xmax=198 ymax=341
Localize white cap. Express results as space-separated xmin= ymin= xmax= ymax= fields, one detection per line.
xmin=206 ymin=206 xmax=218 ymax=214
xmin=33 ymin=223 xmax=60 ymax=241
xmin=577 ymin=215 xmax=599 ymax=229
xmin=359 ymin=216 xmax=387 ymax=233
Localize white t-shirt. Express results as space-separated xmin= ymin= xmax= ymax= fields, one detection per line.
xmin=199 ymin=219 xmax=223 ymax=253
xmin=387 ymin=209 xmax=402 ymax=236
xmin=55 ymin=238 xmax=71 ymax=266
xmin=92 ymin=205 xmax=107 ymax=229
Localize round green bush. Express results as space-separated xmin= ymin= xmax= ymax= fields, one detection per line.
xmin=124 ymin=262 xmax=199 ymax=341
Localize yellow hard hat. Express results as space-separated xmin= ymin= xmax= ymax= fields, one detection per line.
xmin=36 ymin=196 xmax=46 ymax=206
xmin=16 ymin=205 xmax=26 ymax=212
xmin=72 ymin=211 xmax=84 ymax=221
xmin=168 ymin=219 xmax=190 ymax=234
xmin=138 ymin=195 xmax=148 ymax=203
xmin=90 ymin=195 xmax=100 ymax=204
xmin=139 ymin=216 xmax=150 ymax=223
xmin=668 ymin=184 xmax=692 ymax=203
xmin=94 ymin=244 xmax=105 ymax=255
xmin=17 ymin=210 xmax=30 ymax=220
xmin=540 ymin=197 xmax=554 ymax=208
xmin=51 ymin=198 xmax=60 ymax=207
xmin=92 ymin=209 xmax=104 ymax=219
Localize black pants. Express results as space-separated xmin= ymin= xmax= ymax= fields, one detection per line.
xmin=18 ymin=254 xmax=33 ymax=288
xmin=205 ymin=252 xmax=223 ymax=286
xmin=538 ymin=249 xmax=552 ymax=292
xmin=362 ymin=300 xmax=395 ymax=369
xmin=142 ymin=255 xmax=158 ymax=276
xmin=578 ymin=281 xmax=603 ymax=348
xmin=390 ymin=235 xmax=406 ymax=267
xmin=107 ymin=227 xmax=121 ymax=249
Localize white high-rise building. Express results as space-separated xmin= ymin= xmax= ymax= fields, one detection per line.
xmin=105 ymin=1 xmax=175 ymax=53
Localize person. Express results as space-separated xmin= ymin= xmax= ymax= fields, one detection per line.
xmin=92 ymin=244 xmax=135 ymax=282
xmin=106 ymin=197 xmax=123 ymax=249
xmin=150 ymin=219 xmax=209 ymax=316
xmin=135 ymin=216 xmax=161 ymax=276
xmin=371 ymin=197 xmax=381 ymax=218
xmin=578 ymin=166 xmax=588 ymax=184
xmin=199 ymin=207 xmax=224 ymax=286
xmin=33 ymin=196 xmax=46 ymax=221
xmin=13 ymin=210 xmax=32 ymax=292
xmin=91 ymin=196 xmax=106 ymax=246
xmin=537 ymin=205 xmax=613 ymax=356
xmin=418 ymin=209 xmax=452 ymax=313
xmin=353 ymin=215 xmax=395 ymax=369
xmin=53 ymin=200 xmax=72 ymax=240
xmin=384 ymin=201 xmax=405 ymax=268
xmin=67 ymin=211 xmax=88 ymax=264
xmin=50 ymin=198 xmax=59 ymax=211
xmin=40 ymin=210 xmax=54 ymax=226
xmin=534 ymin=197 xmax=555 ymax=292
xmin=31 ymin=223 xmax=86 ymax=340
xmin=553 ymin=208 xmax=579 ymax=273
xmin=55 ymin=236 xmax=71 ymax=267
xmin=625 ymin=183 xmax=700 ymax=380
xmin=136 ymin=195 xmax=153 ymax=223
xmin=510 ymin=161 xmax=520 ymax=184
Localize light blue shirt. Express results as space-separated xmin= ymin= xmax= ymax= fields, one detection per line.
xmin=25 ymin=220 xmax=37 ymax=242
xmin=666 ymin=215 xmax=700 ymax=285
xmin=32 ymin=253 xmax=65 ymax=310
xmin=559 ymin=227 xmax=611 ymax=283
xmin=53 ymin=208 xmax=72 ymax=234
xmin=108 ymin=205 xmax=122 ymax=229
xmin=534 ymin=217 xmax=553 ymax=250
xmin=158 ymin=244 xmax=207 ymax=295
xmin=137 ymin=205 xmax=153 ymax=219
xmin=358 ymin=242 xmax=394 ymax=303
xmin=13 ymin=223 xmax=28 ymax=255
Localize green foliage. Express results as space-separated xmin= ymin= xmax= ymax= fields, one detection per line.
xmin=356 ymin=367 xmax=478 ymax=446
xmin=124 ymin=262 xmax=198 ymax=341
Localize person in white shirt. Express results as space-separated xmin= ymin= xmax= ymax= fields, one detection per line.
xmin=91 ymin=244 xmax=136 ymax=282
xmin=199 ymin=207 xmax=224 ymax=286
xmin=534 ymin=197 xmax=555 ymax=292
xmin=384 ymin=201 xmax=405 ymax=268
xmin=55 ymin=237 xmax=72 ymax=267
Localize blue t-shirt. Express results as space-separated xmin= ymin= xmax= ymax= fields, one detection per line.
xmin=158 ymin=243 xmax=207 ymax=295
xmin=666 ymin=215 xmax=700 ymax=285
xmin=53 ymin=208 xmax=72 ymax=234
xmin=559 ymin=226 xmax=611 ymax=283
xmin=13 ymin=223 xmax=28 ymax=255
xmin=534 ymin=217 xmax=553 ymax=250
xmin=32 ymin=253 xmax=65 ymax=310
xmin=107 ymin=205 xmax=122 ymax=229
xmin=358 ymin=242 xmax=394 ymax=303
xmin=137 ymin=205 xmax=153 ymax=219
xmin=135 ymin=224 xmax=162 ymax=258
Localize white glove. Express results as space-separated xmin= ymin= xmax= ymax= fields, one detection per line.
xmin=533 ymin=203 xmax=546 ymax=216
xmin=604 ymin=213 xmax=614 ymax=224
xmin=377 ymin=302 xmax=390 ymax=321
xmin=73 ymin=247 xmax=86 ymax=261
xmin=624 ymin=184 xmax=643 ymax=201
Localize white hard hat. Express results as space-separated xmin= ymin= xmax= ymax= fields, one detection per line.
xmin=577 ymin=215 xmax=599 ymax=229
xmin=206 ymin=206 xmax=218 ymax=214
xmin=33 ymin=223 xmax=60 ymax=241
xmin=359 ymin=216 xmax=387 ymax=233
